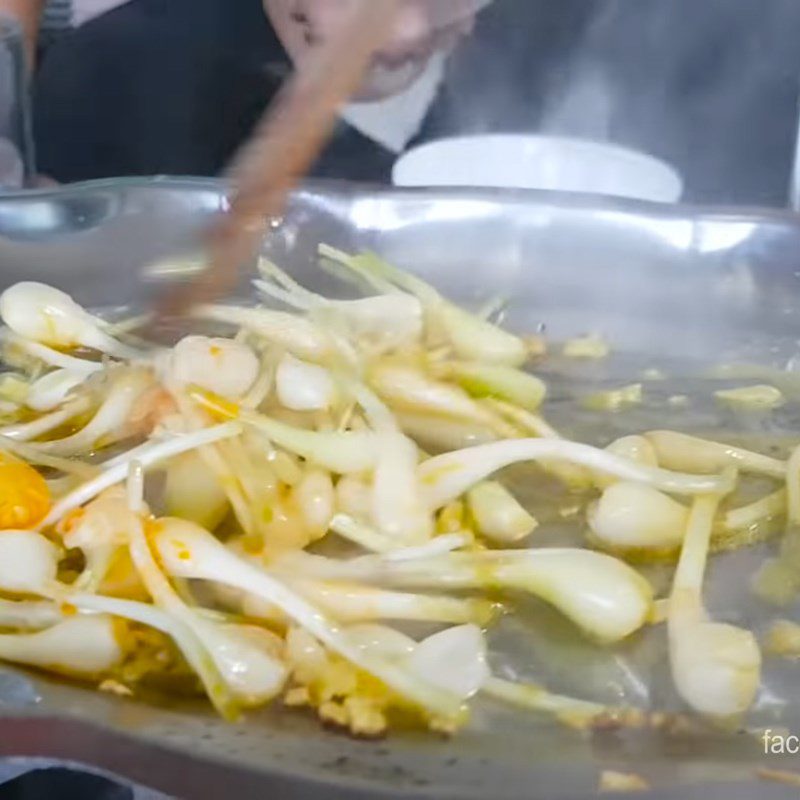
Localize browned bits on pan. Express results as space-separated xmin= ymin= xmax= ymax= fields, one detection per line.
xmin=757 ymin=767 xmax=800 ymax=787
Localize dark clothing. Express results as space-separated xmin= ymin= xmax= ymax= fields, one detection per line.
xmin=34 ymin=0 xmax=394 ymax=183
xmin=34 ymin=0 xmax=800 ymax=206
xmin=0 ymin=768 xmax=134 ymax=799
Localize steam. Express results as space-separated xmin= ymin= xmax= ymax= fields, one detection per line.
xmin=544 ymin=1 xmax=796 ymax=130
xmin=436 ymin=0 xmax=800 ymax=203
xmin=537 ymin=0 xmax=800 ymax=201
xmin=539 ymin=62 xmax=613 ymax=141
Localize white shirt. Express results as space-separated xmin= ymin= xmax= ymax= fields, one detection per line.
xmin=340 ymin=53 xmax=446 ymax=154
xmin=71 ymin=0 xmax=126 ymax=26
xmin=41 ymin=0 xmax=126 ymax=32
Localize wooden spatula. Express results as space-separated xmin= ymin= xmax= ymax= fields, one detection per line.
xmin=155 ymin=0 xmax=399 ymax=321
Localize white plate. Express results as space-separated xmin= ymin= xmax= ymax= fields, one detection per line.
xmin=393 ymin=134 xmax=683 ymax=203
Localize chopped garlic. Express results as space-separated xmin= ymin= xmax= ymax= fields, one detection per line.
xmin=714 ymin=384 xmax=785 ymax=411
xmin=641 ymin=368 xmax=666 ymax=381
xmin=582 ymin=384 xmax=642 ymax=412
xmin=99 ymin=678 xmax=133 ymax=697
xmin=668 ymin=395 xmax=689 ymax=407
xmin=599 ymin=771 xmax=650 ymax=793
xmin=563 ymin=334 xmax=610 ymax=359
xmin=764 ymin=619 xmax=800 ymax=657
xmin=757 ymin=768 xmax=800 ymax=788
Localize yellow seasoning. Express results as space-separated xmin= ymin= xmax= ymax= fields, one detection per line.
xmin=0 ymin=452 xmax=51 ymax=529
xmin=187 ymin=385 xmax=241 ymax=420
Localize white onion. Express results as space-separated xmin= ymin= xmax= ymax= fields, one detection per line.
xmin=588 ymin=482 xmax=688 ymax=550
xmin=292 ymin=469 xmax=334 ymax=536
xmin=0 ymin=282 xmax=137 ymax=358
xmin=0 ymin=531 xmax=58 ymax=595
xmin=406 ymin=624 xmax=488 ymax=701
xmin=161 ymin=336 xmax=259 ymax=399
xmin=467 ymin=481 xmax=537 ymax=543
xmin=276 ymin=353 xmax=335 ymax=411
xmin=26 ymin=369 xmax=87 ymax=412
xmin=0 ymin=615 xmax=123 ymax=676
xmin=371 ymin=432 xmax=432 ymax=543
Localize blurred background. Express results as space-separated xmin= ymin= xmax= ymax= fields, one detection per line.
xmin=21 ymin=0 xmax=800 ymax=208
xmin=419 ymin=0 xmax=800 ymax=207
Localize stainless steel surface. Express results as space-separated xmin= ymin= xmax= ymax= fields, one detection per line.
xmin=2 ymin=178 xmax=800 ymax=799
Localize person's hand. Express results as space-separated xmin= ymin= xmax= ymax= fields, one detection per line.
xmin=0 ymin=0 xmax=46 ymax=67
xmin=30 ymin=173 xmax=59 ymax=188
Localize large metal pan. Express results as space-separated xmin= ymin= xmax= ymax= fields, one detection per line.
xmin=1 ymin=179 xmax=799 ymax=799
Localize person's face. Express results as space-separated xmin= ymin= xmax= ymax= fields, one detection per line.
xmin=264 ymin=0 xmax=486 ymax=101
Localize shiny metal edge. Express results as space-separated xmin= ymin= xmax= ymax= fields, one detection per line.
xmin=3 ymin=173 xmax=800 ymax=219
xmin=2 ymin=715 xmax=799 ymax=800
xmin=1 ymin=178 xmax=800 ymax=798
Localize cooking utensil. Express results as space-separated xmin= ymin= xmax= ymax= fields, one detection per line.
xmin=1 ymin=178 xmax=800 ymax=799
xmin=154 ymin=0 xmax=399 ymax=321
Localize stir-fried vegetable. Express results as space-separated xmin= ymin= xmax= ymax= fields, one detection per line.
xmin=419 ymin=438 xmax=735 ymax=510
xmin=645 ymin=431 xmax=786 ymax=478
xmin=0 ymin=282 xmax=139 ymax=359
xmin=467 ymin=481 xmax=538 ymax=544
xmin=0 ymin=529 xmax=58 ymax=594
xmin=0 ymin=453 xmax=52 ymax=529
xmin=714 ymin=384 xmax=785 ymax=411
xmin=275 ymin=354 xmax=336 ymax=411
xmin=0 ymin=615 xmax=124 ymax=678
xmin=320 ymin=246 xmax=529 ymax=366
xmin=582 ymin=383 xmax=642 ymax=412
xmin=158 ymin=335 xmax=260 ymax=399
xmin=26 ymin=368 xmax=89 ymax=412
xmin=668 ymin=487 xmax=761 ymax=718
xmin=0 ymin=248 xmax=788 ymax=738
xmin=274 ymin=547 xmax=652 ymax=643
xmin=431 ymin=361 xmax=546 ymax=411
xmin=588 ymin=483 xmax=688 ymax=554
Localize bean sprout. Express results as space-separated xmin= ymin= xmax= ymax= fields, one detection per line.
xmin=0 ymin=251 xmax=788 ymax=737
